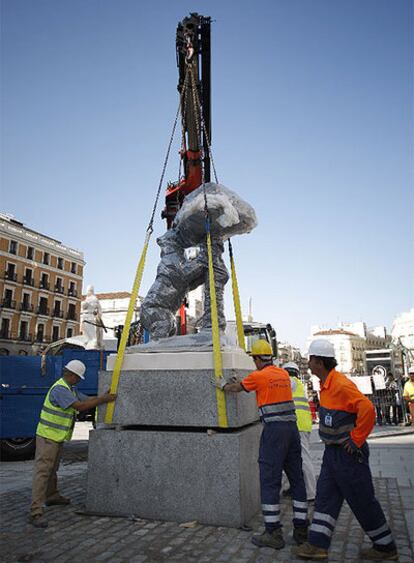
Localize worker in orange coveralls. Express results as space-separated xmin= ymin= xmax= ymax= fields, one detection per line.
xmin=295 ymin=339 xmax=398 ymax=561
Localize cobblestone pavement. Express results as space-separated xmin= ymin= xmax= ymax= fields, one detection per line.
xmin=0 ymin=473 xmax=412 ymax=561
xmin=1 ymin=426 xmax=413 ymax=562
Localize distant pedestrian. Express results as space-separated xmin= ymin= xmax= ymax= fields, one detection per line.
xmin=283 ymin=362 xmax=316 ymax=501
xmin=403 ymin=367 xmax=414 ymax=425
xmin=213 ymin=340 xmax=308 ymax=549
xmin=28 ymin=360 xmax=117 ymax=528
xmin=295 ymin=339 xmax=398 ymax=561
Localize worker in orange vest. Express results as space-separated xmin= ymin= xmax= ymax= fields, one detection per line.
xmin=214 ymin=339 xmax=308 ymax=550
xmin=295 ymin=339 xmax=398 ymax=561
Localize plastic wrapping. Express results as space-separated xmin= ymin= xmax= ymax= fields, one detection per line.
xmin=139 ymin=182 xmax=257 ymax=342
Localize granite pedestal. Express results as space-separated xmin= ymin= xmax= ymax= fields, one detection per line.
xmin=87 ymin=349 xmax=261 ymax=526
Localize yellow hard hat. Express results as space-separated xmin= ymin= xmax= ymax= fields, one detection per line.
xmin=250 ymin=339 xmax=273 ymax=357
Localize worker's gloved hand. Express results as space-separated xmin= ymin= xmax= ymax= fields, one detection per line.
xmin=102 ymin=391 xmax=117 ymax=403
xmin=342 ymin=437 xmax=358 ymax=455
xmin=211 ymin=375 xmax=238 ymax=390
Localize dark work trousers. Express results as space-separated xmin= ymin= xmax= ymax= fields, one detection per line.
xmin=259 ymin=421 xmax=308 ymax=531
xmin=309 ymin=444 xmax=396 ymax=551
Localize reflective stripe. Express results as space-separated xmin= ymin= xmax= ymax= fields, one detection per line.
xmin=295 ymin=405 xmax=310 ymax=412
xmin=320 ymin=423 xmax=355 ymax=435
xmin=264 ymin=414 xmax=297 ymax=423
xmin=262 ymin=504 xmax=279 ymax=511
xmin=39 ymin=417 xmax=70 ymax=431
xmin=321 ymin=435 xmax=348 ymax=445
xmin=293 ymin=500 xmax=308 ymax=509
xmin=367 ymin=523 xmax=389 ymax=539
xmin=264 ymin=515 xmax=280 ymax=523
xmin=294 ymin=511 xmax=307 ymax=520
xmin=313 ymin=512 xmax=336 ymax=527
xmin=294 ymin=397 xmax=309 ymax=404
xmin=310 ymin=523 xmax=333 ymax=537
xmin=260 ymin=401 xmax=295 ymax=415
xmin=41 ymin=405 xmax=73 ymax=420
xmin=374 ymin=533 xmax=393 ymax=546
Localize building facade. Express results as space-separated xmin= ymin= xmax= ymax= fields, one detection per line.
xmin=308 ymin=321 xmax=390 ymax=376
xmin=392 ymin=309 xmax=414 ymax=356
xmin=94 ymin=292 xmax=142 ymax=333
xmin=0 ymin=214 xmax=84 ymax=355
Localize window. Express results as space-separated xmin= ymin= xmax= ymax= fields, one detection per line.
xmin=9 ymin=240 xmax=17 ymax=255
xmin=67 ymin=303 xmax=76 ymax=320
xmin=40 ymin=273 xmax=49 ymax=290
xmin=71 ymin=262 xmax=77 ymax=274
xmin=3 ymin=289 xmax=13 ymax=308
xmin=67 ymin=328 xmax=73 ymax=338
xmin=57 ymin=257 xmax=63 ymax=269
xmin=43 ymin=252 xmax=50 ymax=265
xmin=6 ymin=263 xmax=17 ymax=281
xmin=0 ymin=318 xmax=10 ymax=339
xmin=54 ymin=300 xmax=62 ymax=317
xmin=38 ymin=297 xmax=48 ymax=315
xmin=55 ymin=277 xmax=64 ymax=293
xmin=52 ymin=326 xmax=60 ymax=342
xmin=27 ymin=246 xmax=34 ymax=260
xmin=24 ymin=268 xmax=34 ymax=285
xmin=19 ymin=321 xmax=28 ymax=340
xmin=36 ymin=324 xmax=45 ymax=342
xmin=22 ymin=293 xmax=31 ymax=310
xmin=68 ymin=282 xmax=77 ymax=297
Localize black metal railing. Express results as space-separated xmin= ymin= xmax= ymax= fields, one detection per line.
xmin=53 ymin=310 xmax=64 ymax=319
xmin=36 ymin=306 xmax=50 ymax=316
xmin=19 ymin=303 xmax=34 ymax=312
xmin=54 ymin=285 xmax=65 ymax=294
xmin=39 ymin=281 xmax=50 ymax=290
xmin=1 ymin=299 xmax=16 ymax=309
xmin=68 ymin=288 xmax=78 ymax=297
xmin=19 ymin=333 xmax=33 ymax=342
xmin=5 ymin=271 xmax=17 ymax=282
xmin=23 ymin=277 xmax=35 ymax=286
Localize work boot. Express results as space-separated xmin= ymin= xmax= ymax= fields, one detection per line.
xmin=28 ymin=514 xmax=48 ymax=528
xmin=359 ymin=546 xmax=399 ymax=560
xmin=294 ymin=541 xmax=328 ymax=560
xmin=251 ymin=529 xmax=285 ymax=549
xmin=293 ymin=526 xmax=308 ymax=545
xmin=45 ymin=495 xmax=71 ymax=506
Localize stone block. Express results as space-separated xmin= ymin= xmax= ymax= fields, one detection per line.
xmin=86 ymin=424 xmax=261 ymax=527
xmin=97 ymin=350 xmax=258 ymax=428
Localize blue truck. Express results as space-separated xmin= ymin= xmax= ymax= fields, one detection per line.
xmin=0 ymin=349 xmax=110 ymax=460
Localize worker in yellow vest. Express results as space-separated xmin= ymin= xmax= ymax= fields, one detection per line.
xmin=283 ymin=362 xmax=316 ymax=501
xmin=28 ymin=359 xmax=117 ymax=528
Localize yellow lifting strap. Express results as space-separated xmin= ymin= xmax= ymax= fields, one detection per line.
xmin=104 ymin=229 xmax=151 ymax=423
xmin=206 ymin=227 xmax=229 ymax=428
xmin=228 ymin=239 xmax=245 ymax=351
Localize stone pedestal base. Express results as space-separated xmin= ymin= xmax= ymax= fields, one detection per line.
xmin=86 ymin=424 xmax=261 ymax=527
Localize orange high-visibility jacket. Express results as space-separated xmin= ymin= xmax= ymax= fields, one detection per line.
xmin=319 ymin=369 xmax=375 ymax=448
xmin=241 ymin=365 xmax=296 ymax=423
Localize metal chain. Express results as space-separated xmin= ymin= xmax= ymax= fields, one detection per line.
xmin=147 ymin=69 xmax=190 ymax=232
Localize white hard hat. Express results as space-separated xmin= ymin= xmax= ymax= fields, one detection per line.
xmin=308 ymin=339 xmax=335 ymax=358
xmin=65 ymin=359 xmax=86 ymax=379
xmin=283 ymin=361 xmax=300 ymax=373
xmin=409 ymin=366 xmax=414 ymax=375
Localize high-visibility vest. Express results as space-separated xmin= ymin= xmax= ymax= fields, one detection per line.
xmin=291 ymin=376 xmax=312 ymax=433
xmin=36 ymin=378 xmax=76 ymax=443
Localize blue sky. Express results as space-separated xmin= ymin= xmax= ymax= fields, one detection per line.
xmin=1 ymin=0 xmax=413 ymax=348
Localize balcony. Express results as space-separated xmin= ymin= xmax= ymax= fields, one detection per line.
xmin=54 ymin=285 xmax=65 ymax=295
xmin=52 ymin=310 xmax=64 ymax=319
xmin=0 ymin=330 xmax=12 ymax=340
xmin=36 ymin=306 xmax=50 ymax=316
xmin=39 ymin=281 xmax=50 ymax=290
xmin=35 ymin=334 xmax=51 ymax=344
xmin=4 ymin=271 xmax=17 ymax=282
xmin=19 ymin=333 xmax=33 ymax=342
xmin=19 ymin=303 xmax=34 ymax=312
xmin=23 ymin=276 xmax=35 ymax=287
xmin=68 ymin=288 xmax=78 ymax=298
xmin=1 ymin=299 xmax=16 ymax=309
xmin=66 ymin=312 xmax=77 ymax=321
